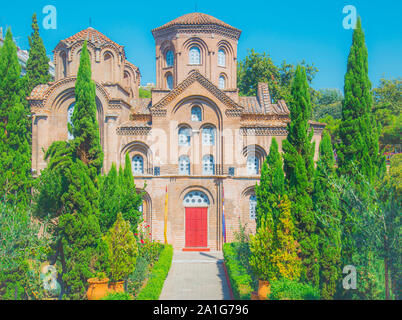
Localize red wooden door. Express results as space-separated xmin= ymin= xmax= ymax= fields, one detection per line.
xmin=185 ymin=207 xmax=208 ymax=247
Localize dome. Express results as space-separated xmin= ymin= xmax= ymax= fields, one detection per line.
xmin=152 ymin=12 xmax=241 ymax=33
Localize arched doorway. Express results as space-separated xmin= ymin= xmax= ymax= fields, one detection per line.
xmin=183 ymin=190 xmax=210 ymax=248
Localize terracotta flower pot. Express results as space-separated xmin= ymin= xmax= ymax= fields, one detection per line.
xmin=251 ymin=291 xmax=259 ymax=300
xmin=108 ymin=280 xmax=125 ymax=293
xmin=258 ymin=280 xmax=270 ymax=300
xmin=87 ymin=278 xmax=109 ymax=300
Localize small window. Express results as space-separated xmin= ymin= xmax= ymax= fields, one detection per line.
xmin=167 ymin=74 xmax=173 ymax=90
xmin=132 ymin=155 xmax=144 ymax=175
xmin=202 ymin=126 xmax=215 ymax=146
xmin=218 ymin=49 xmax=225 ymax=67
xmin=249 ymin=195 xmax=257 ymax=219
xmin=191 ymin=106 xmax=202 ymax=122
xmin=178 ymin=155 xmax=190 ymax=175
xmin=202 ymin=155 xmax=215 ymax=175
xmin=67 ymin=103 xmax=75 ymax=140
xmin=189 ymin=46 xmax=201 ymax=65
xmin=247 ymin=155 xmax=259 ymax=175
xmin=178 ymin=127 xmax=191 ymax=146
xmin=166 ymin=50 xmax=174 ymax=67
xmin=219 ymin=75 xmax=225 ymax=90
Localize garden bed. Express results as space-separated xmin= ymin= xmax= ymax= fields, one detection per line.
xmin=223 ymin=242 xmax=256 ymax=300
xmin=135 ymin=244 xmax=173 ymax=300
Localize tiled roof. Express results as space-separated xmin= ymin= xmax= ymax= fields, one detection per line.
xmin=239 ymin=96 xmax=290 ymax=115
xmin=61 ymin=27 xmax=122 ymax=48
xmin=152 ymin=12 xmax=241 ymax=33
xmin=28 ymin=84 xmax=50 ymax=100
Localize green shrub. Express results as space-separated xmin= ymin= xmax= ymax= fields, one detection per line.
xmin=269 ymin=278 xmax=320 ymax=300
xmin=223 ymin=243 xmax=254 ymax=300
xmin=104 ymin=213 xmax=138 ymax=282
xmin=136 ymin=244 xmax=173 ymax=300
xmin=101 ymin=292 xmax=133 ymax=300
xmin=0 ymin=200 xmax=53 ymax=300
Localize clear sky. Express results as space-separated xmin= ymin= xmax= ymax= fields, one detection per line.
xmin=1 ymin=0 xmax=401 ymax=90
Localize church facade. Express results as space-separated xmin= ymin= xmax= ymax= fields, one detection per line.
xmin=28 ymin=12 xmax=325 ymax=250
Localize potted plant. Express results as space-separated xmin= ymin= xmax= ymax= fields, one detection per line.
xmin=249 ymin=216 xmax=276 ymax=300
xmin=87 ymin=272 xmax=109 ymax=300
xmin=104 ymin=213 xmax=138 ymax=293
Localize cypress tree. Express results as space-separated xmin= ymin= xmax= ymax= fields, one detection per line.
xmin=99 ymin=163 xmax=120 ymax=233
xmin=337 ymin=17 xmax=384 ymax=182
xmin=119 ymin=153 xmax=143 ymax=233
xmin=282 ymin=65 xmax=319 ymax=286
xmin=255 ymin=138 xmax=285 ymax=228
xmin=313 ymin=131 xmax=342 ymax=299
xmin=0 ymin=28 xmax=31 ymax=206
xmin=34 ymin=41 xmax=106 ymax=299
xmin=71 ymin=41 xmax=103 ymax=179
xmin=26 ymin=13 xmax=52 ymax=94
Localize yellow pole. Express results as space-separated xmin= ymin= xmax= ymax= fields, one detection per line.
xmin=164 ymin=185 xmax=168 ymax=244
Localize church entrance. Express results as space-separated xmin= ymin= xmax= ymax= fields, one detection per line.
xmin=185 ymin=207 xmax=208 ymax=247
xmin=183 ymin=190 xmax=210 ymax=249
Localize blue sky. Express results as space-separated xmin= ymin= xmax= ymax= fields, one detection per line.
xmin=1 ymin=0 xmax=401 ymax=90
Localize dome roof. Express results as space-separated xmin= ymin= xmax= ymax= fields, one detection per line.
xmin=152 ymin=12 xmax=241 ymax=33
xmin=61 ymin=27 xmax=123 ymax=49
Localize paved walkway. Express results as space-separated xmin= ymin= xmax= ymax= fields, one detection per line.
xmin=159 ymin=251 xmax=231 ymax=300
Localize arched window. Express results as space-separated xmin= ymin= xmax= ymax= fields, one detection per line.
xmin=132 ymin=155 xmax=144 ymax=175
xmin=202 ymin=126 xmax=215 ymax=146
xmin=67 ymin=103 xmax=75 ymax=140
xmin=202 ymin=155 xmax=215 ymax=175
xmin=191 ymin=106 xmax=202 ymax=122
xmin=60 ymin=51 xmax=67 ymax=78
xmin=219 ymin=75 xmax=225 ymax=90
xmin=249 ymin=195 xmax=257 ymax=219
xmin=189 ymin=46 xmax=201 ymax=65
xmin=167 ymin=74 xmax=173 ymax=90
xmin=218 ymin=49 xmax=225 ymax=67
xmin=183 ymin=190 xmax=210 ymax=206
xmin=104 ymin=52 xmax=113 ymax=81
xmin=166 ymin=50 xmax=174 ymax=67
xmin=178 ymin=127 xmax=191 ymax=146
xmin=247 ymin=155 xmax=259 ymax=175
xmin=124 ymin=71 xmax=130 ymax=87
xmin=178 ymin=155 xmax=190 ymax=175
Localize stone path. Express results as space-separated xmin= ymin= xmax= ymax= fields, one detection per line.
xmin=159 ymin=251 xmax=231 ymax=300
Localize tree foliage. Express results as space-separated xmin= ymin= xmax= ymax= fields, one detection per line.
xmin=313 ymin=131 xmax=342 ymax=299
xmin=249 ymin=215 xmax=277 ymax=281
xmin=26 ymin=13 xmax=52 ymax=94
xmin=33 ymin=41 xmax=106 ymax=299
xmin=271 ymin=195 xmax=301 ymax=281
xmin=104 ymin=213 xmax=138 ymax=282
xmin=0 ymin=28 xmax=31 ymax=206
xmin=255 ymin=138 xmax=284 ymax=228
xmin=282 ymin=65 xmax=319 ymax=286
xmin=337 ymin=17 xmax=384 ymax=182
xmin=70 ymin=41 xmax=103 ymax=179
xmin=372 ymin=78 xmax=401 ymax=148
xmin=237 ymin=49 xmax=318 ymax=102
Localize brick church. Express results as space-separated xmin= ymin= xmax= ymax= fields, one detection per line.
xmin=28 ymin=12 xmax=325 ymax=250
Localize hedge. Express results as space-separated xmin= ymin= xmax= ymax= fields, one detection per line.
xmin=136 ymin=244 xmax=173 ymax=300
xmin=268 ymin=278 xmax=320 ymax=300
xmin=223 ymin=243 xmax=254 ymax=300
